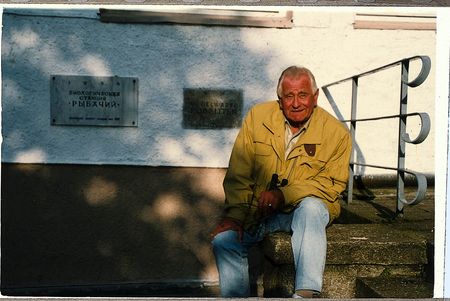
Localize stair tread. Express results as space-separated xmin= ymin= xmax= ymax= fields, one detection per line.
xmin=263 ymin=224 xmax=429 ymax=265
xmin=356 ymin=276 xmax=433 ymax=298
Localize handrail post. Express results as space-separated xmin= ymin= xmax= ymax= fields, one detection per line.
xmin=347 ymin=77 xmax=359 ymax=204
xmin=397 ymin=59 xmax=409 ymax=215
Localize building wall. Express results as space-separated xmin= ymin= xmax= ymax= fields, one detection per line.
xmin=1 ymin=6 xmax=436 ymax=293
xmin=1 ymin=7 xmax=436 ymax=172
xmin=1 ymin=163 xmax=225 ymax=291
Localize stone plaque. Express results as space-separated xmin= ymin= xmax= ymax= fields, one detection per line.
xmin=50 ymin=75 xmax=138 ymax=127
xmin=183 ymin=89 xmax=243 ymax=129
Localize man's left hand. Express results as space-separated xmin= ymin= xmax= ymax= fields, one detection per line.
xmin=257 ymin=189 xmax=285 ymax=217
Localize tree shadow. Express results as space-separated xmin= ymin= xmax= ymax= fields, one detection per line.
xmin=1 ymin=8 xmax=283 ymax=296
xmin=1 ymin=163 xmax=227 ymax=296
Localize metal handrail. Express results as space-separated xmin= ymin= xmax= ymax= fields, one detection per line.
xmin=321 ymin=55 xmax=431 ymax=215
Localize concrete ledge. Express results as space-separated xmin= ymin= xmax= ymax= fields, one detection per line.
xmin=262 ymin=224 xmax=430 ymax=298
xmin=355 ymin=277 xmax=433 ymax=298
xmin=263 ymin=224 xmax=428 ymax=265
xmin=327 ymin=224 xmax=428 ymax=265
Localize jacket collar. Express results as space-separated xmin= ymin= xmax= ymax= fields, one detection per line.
xmin=300 ymin=107 xmax=323 ymax=145
xmin=262 ymin=103 xmax=285 ymax=160
xmin=262 ymin=102 xmax=285 ymax=137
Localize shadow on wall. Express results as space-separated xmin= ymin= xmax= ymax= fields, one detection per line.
xmin=1 ymin=9 xmax=277 ymax=167
xmin=1 ymin=9 xmax=279 ymax=294
xmin=1 ymin=163 xmax=226 ymax=294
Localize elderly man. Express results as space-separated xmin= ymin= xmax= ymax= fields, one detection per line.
xmin=211 ymin=66 xmax=352 ymax=298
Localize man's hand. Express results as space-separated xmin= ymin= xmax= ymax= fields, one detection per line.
xmin=210 ymin=217 xmax=244 ymax=241
xmin=257 ymin=189 xmax=285 ymax=217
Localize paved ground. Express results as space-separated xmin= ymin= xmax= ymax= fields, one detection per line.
xmin=339 ymin=185 xmax=435 ymax=231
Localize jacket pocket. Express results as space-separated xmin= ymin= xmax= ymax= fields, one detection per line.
xmin=297 ymin=155 xmax=327 ymax=177
xmin=254 ymin=142 xmax=274 ymax=181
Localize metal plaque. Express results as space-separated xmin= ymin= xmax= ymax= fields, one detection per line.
xmin=50 ymin=75 xmax=138 ymax=127
xmin=183 ymin=89 xmax=243 ymax=129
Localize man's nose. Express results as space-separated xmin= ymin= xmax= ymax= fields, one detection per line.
xmin=292 ymin=95 xmax=302 ymax=107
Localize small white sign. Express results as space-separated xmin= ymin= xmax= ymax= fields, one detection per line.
xmin=50 ymin=75 xmax=138 ymax=127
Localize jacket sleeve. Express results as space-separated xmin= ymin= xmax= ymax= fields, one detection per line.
xmin=280 ymin=129 xmax=352 ymax=205
xmin=222 ymin=110 xmax=256 ymax=222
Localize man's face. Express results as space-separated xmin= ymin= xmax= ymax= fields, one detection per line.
xmin=279 ymin=74 xmax=318 ymax=128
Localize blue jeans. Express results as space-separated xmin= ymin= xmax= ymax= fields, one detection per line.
xmin=212 ymin=197 xmax=330 ymax=298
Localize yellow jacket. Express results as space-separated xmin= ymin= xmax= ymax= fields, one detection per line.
xmin=223 ymin=101 xmax=352 ymax=229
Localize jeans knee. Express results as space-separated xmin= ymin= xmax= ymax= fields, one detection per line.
xmin=212 ymin=230 xmax=239 ymax=253
xmin=293 ymin=197 xmax=329 ymax=225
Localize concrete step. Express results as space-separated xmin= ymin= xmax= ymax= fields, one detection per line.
xmin=262 ymin=223 xmax=431 ymax=298
xmin=264 ymin=224 xmax=429 ymax=265
xmin=356 ymin=276 xmax=433 ymax=298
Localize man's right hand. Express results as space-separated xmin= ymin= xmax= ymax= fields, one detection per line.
xmin=210 ymin=217 xmax=244 ymax=241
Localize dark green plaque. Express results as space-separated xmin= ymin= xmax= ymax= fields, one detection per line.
xmin=183 ymin=89 xmax=243 ymax=129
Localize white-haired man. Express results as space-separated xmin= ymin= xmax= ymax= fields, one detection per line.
xmin=211 ymin=66 xmax=352 ymax=298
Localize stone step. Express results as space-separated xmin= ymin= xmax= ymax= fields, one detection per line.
xmin=264 ymin=224 xmax=429 ymax=265
xmin=262 ymin=223 xmax=431 ymax=298
xmin=327 ymin=224 xmax=429 ymax=265
xmin=356 ymin=276 xmax=433 ymax=298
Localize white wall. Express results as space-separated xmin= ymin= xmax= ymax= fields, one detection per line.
xmin=1 ymin=6 xmax=436 ymax=175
